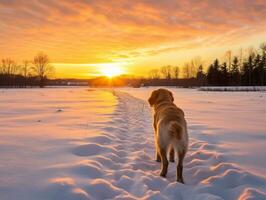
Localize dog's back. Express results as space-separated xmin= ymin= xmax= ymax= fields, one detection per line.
xmin=155 ymin=102 xmax=188 ymax=154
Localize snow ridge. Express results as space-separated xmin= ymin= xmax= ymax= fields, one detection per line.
xmin=42 ymin=90 xmax=266 ymax=200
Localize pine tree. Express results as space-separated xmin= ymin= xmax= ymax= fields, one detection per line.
xmin=230 ymin=57 xmax=241 ymax=85
xmin=207 ymin=59 xmax=221 ymax=85
xmin=221 ymin=62 xmax=229 ymax=86
xmin=196 ymin=65 xmax=206 ymax=85
xmin=207 ymin=64 xmax=214 ymax=85
xmin=252 ymin=54 xmax=262 ymax=85
xmin=213 ymin=59 xmax=221 ymax=85
xmin=260 ymin=43 xmax=266 ymax=85
xmin=247 ymin=55 xmax=254 ymax=86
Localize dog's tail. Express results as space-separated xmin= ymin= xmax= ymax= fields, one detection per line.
xmin=168 ymin=121 xmax=183 ymax=140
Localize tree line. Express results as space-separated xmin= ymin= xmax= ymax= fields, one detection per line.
xmin=0 ymin=53 xmax=54 ymax=87
xmin=2 ymin=43 xmax=266 ymax=88
xmin=147 ymin=43 xmax=266 ymax=86
xmin=207 ymin=43 xmax=266 ymax=86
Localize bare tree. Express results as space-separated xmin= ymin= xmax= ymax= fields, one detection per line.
xmin=149 ymin=69 xmax=160 ymax=79
xmin=0 ymin=60 xmax=4 ymax=74
xmin=239 ymin=48 xmax=243 ymax=69
xmin=32 ymin=53 xmax=54 ymax=87
xmin=183 ymin=62 xmax=191 ymax=79
xmin=21 ymin=60 xmax=31 ymax=77
xmin=0 ymin=58 xmax=19 ymax=75
xmin=182 ymin=57 xmax=201 ymax=79
xmin=20 ymin=60 xmax=31 ymax=87
xmin=190 ymin=57 xmax=203 ymax=76
xmin=226 ymin=50 xmax=232 ymax=71
xmin=172 ymin=66 xmax=179 ymax=79
xmin=161 ymin=65 xmax=172 ymax=79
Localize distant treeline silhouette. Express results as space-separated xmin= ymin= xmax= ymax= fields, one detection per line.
xmin=144 ymin=43 xmax=266 ymax=87
xmin=1 ymin=43 xmax=266 ymax=88
xmin=0 ymin=53 xmax=54 ymax=88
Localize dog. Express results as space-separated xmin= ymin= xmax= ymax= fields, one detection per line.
xmin=148 ymin=88 xmax=188 ymax=183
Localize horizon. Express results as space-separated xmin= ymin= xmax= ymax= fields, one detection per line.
xmin=1 ymin=1 xmax=266 ymax=78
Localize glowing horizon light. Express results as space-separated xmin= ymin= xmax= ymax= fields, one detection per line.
xmin=99 ymin=64 xmax=125 ymax=78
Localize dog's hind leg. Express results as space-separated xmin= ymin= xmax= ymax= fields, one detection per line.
xmin=169 ymin=147 xmax=175 ymax=162
xmin=176 ymin=149 xmax=185 ymax=183
xmin=154 ymin=132 xmax=161 ymax=162
xmin=156 ymin=148 xmax=161 ymax=162
xmin=154 ymin=122 xmax=161 ymax=162
xmin=159 ymin=147 xmax=168 ymax=177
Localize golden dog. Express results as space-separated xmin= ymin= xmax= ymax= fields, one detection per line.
xmin=148 ymin=88 xmax=188 ymax=183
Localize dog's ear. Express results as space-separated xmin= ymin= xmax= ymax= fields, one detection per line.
xmin=148 ymin=90 xmax=158 ymax=106
xmin=169 ymin=91 xmax=174 ymax=102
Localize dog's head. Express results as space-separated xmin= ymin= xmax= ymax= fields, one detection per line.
xmin=148 ymin=88 xmax=174 ymax=107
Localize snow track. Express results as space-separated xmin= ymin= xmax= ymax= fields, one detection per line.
xmin=44 ymin=90 xmax=266 ymax=200
xmin=1 ymin=88 xmax=266 ymax=200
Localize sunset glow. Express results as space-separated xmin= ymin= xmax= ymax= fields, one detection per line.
xmin=1 ymin=1 xmax=266 ymax=78
xmin=99 ymin=64 xmax=125 ymax=78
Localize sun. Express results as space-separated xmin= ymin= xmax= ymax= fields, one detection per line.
xmin=99 ymin=64 xmax=125 ymax=78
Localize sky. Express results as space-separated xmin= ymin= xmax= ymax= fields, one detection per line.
xmin=1 ymin=0 xmax=266 ymax=78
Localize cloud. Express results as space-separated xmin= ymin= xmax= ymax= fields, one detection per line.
xmin=0 ymin=0 xmax=266 ymax=65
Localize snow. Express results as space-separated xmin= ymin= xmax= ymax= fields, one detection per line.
xmin=120 ymin=87 xmax=266 ymax=175
xmin=0 ymin=87 xmax=266 ymax=200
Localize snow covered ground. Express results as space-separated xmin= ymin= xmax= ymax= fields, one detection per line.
xmin=0 ymin=87 xmax=266 ymax=200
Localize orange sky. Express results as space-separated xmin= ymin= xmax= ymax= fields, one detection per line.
xmin=1 ymin=0 xmax=266 ymax=78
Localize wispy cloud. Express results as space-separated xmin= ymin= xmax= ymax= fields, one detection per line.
xmin=0 ymin=0 xmax=266 ymax=75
